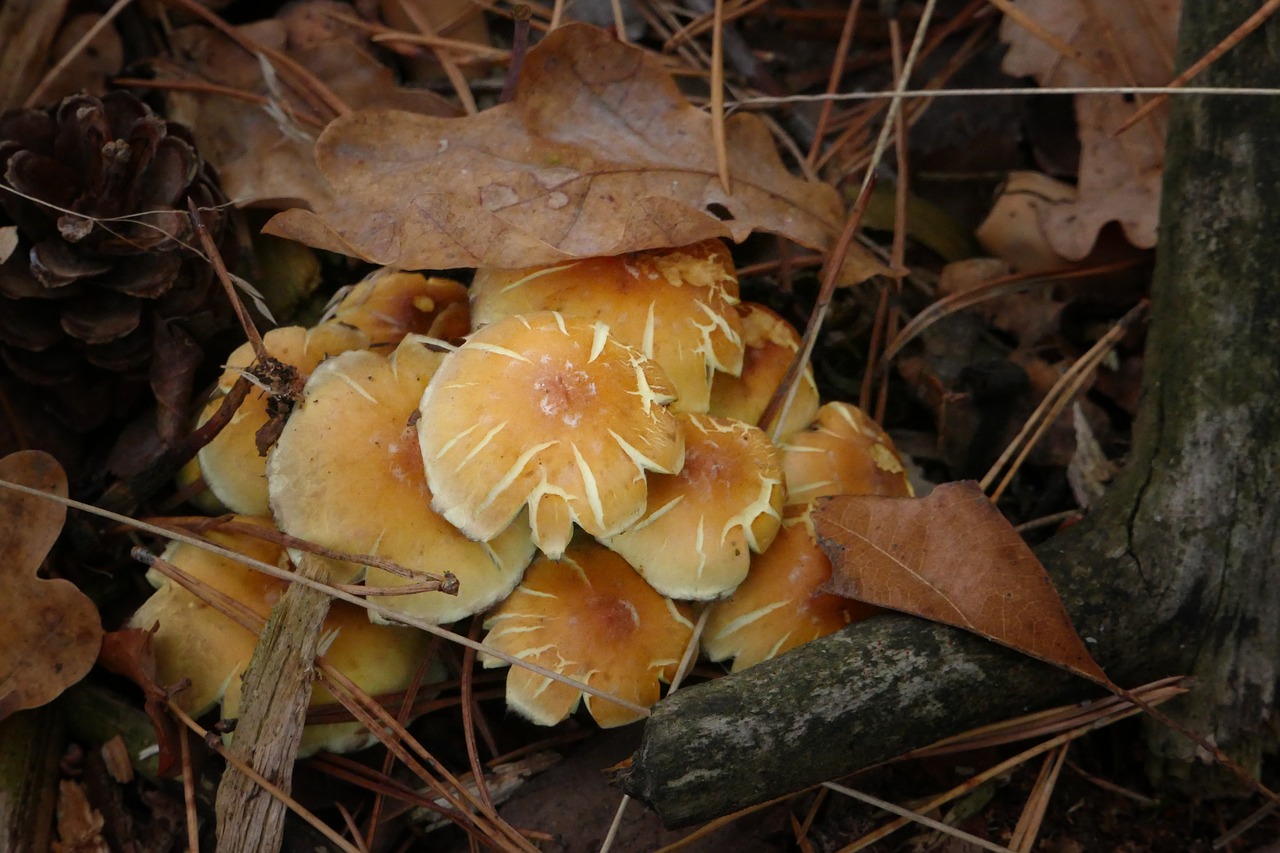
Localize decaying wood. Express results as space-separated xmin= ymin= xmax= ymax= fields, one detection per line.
xmin=621 ymin=0 xmax=1280 ymax=826
xmin=214 ymin=554 xmax=333 ymax=853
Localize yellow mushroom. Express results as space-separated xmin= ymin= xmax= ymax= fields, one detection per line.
xmin=470 ymin=240 xmax=744 ymax=413
xmin=267 ymin=337 xmax=535 ymax=622
xmin=601 ymin=413 xmax=784 ymax=600
xmin=481 ymin=540 xmax=695 ymax=727
xmin=418 ymin=312 xmax=684 ymax=559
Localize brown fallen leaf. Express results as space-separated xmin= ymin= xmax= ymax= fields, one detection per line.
xmin=97 ymin=628 xmax=183 ymax=777
xmin=160 ymin=1 xmax=459 ymax=209
xmin=0 ymin=450 xmax=104 ymax=720
xmin=812 ymin=480 xmax=1107 ymax=684
xmin=999 ymin=0 xmax=1178 ymax=259
xmin=266 ymin=23 xmax=871 ymax=274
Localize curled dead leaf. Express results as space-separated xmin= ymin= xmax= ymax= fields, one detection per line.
xmin=812 ymin=480 xmax=1107 ymax=684
xmin=0 ymin=451 xmax=103 ymax=720
xmin=999 ymin=1 xmax=1178 ymax=259
xmin=266 ymin=24 xmax=860 ymax=272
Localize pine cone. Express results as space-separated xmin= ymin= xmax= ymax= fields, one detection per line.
xmin=0 ymin=91 xmax=233 ymax=453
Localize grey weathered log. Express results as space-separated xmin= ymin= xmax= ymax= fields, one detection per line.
xmin=621 ymin=0 xmax=1280 ymax=826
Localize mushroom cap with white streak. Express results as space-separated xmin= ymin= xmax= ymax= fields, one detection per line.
xmin=267 ymin=337 xmax=536 ymax=622
xmin=481 ymin=540 xmax=695 ymax=727
xmin=601 ymin=413 xmax=784 ymax=600
xmin=418 ymin=312 xmax=684 ymax=559
xmin=470 ymin=240 xmax=744 ymax=413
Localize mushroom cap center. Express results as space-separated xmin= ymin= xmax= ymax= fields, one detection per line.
xmin=533 ymin=362 xmax=596 ymax=428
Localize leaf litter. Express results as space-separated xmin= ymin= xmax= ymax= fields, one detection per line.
xmin=0 ymin=450 xmax=103 ymax=720
xmin=812 ymin=480 xmax=1108 ymax=685
xmin=266 ymin=23 xmax=889 ymax=279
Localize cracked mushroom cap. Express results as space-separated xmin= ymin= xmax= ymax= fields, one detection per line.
xmin=125 ymin=517 xmax=440 ymax=754
xmin=418 ymin=312 xmax=684 ymax=560
xmin=329 ymin=268 xmax=470 ymax=346
xmin=127 ymin=516 xmax=286 ymax=716
xmin=220 ymin=601 xmax=445 ymax=758
xmin=267 ymin=337 xmax=536 ymax=622
xmin=480 ymin=540 xmax=695 ymax=727
xmin=781 ymin=402 xmax=913 ymax=505
xmin=193 ymin=322 xmax=370 ymax=516
xmin=708 ymin=302 xmax=819 ymax=439
xmin=600 ymin=413 xmax=784 ymax=600
xmin=469 ymin=240 xmax=744 ymax=413
xmin=702 ymin=506 xmax=879 ymax=672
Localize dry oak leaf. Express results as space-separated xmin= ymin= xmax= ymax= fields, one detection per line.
xmin=812 ymin=480 xmax=1106 ymax=684
xmin=0 ymin=450 xmax=104 ymax=720
xmin=265 ymin=23 xmax=859 ymax=272
xmin=999 ymin=0 xmax=1179 ymax=259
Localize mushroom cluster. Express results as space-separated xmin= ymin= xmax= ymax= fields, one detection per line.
xmin=141 ymin=240 xmax=916 ymax=742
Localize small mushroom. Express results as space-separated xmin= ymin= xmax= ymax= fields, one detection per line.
xmin=708 ymin=302 xmax=819 ymax=439
xmin=328 ymin=268 xmax=470 ymax=347
xmin=600 ymin=413 xmax=784 ymax=600
xmin=418 ymin=311 xmax=684 ymax=559
xmin=469 ymin=240 xmax=744 ymax=413
xmin=701 ymin=506 xmax=879 ymax=672
xmin=780 ymin=402 xmax=913 ymax=505
xmin=126 ymin=517 xmax=441 ymax=756
xmin=480 ymin=540 xmax=695 ymax=727
xmin=194 ymin=322 xmax=370 ymax=516
xmin=267 ymin=337 xmax=536 ymax=622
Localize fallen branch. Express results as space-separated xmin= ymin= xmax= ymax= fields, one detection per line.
xmin=621 ymin=0 xmax=1280 ymax=825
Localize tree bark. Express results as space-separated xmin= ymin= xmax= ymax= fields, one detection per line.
xmin=621 ymin=0 xmax=1280 ymax=826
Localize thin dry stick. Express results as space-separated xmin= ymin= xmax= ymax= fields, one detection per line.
xmin=500 ymin=6 xmax=533 ymax=104
xmin=156 ymin=0 xmax=350 ymax=119
xmin=860 ymin=15 xmax=909 ymax=417
xmin=761 ymin=0 xmax=939 ymax=441
xmin=188 ymin=201 xmax=268 ymax=365
xmin=610 ymin=0 xmax=629 ymax=42
xmin=461 ymin=617 xmax=496 ymax=813
xmin=1116 ymin=0 xmax=1280 ymax=134
xmin=1008 ymin=743 xmax=1068 ymax=852
xmin=167 ymin=703 xmax=363 ymax=853
xmin=180 ymin=727 xmax=199 ymax=853
xmin=665 ymin=0 xmax=770 ymax=49
xmin=982 ymin=300 xmax=1148 ymax=501
xmin=983 ymin=0 xmax=1106 ymax=78
xmin=363 ymin=640 xmax=445 ymax=850
xmin=0 ymin=480 xmax=652 ymax=718
xmin=393 ymin=0 xmax=478 ymax=115
xmin=825 ymin=782 xmax=1016 ymax=853
xmin=155 ymin=515 xmax=456 ymax=589
xmin=24 ymin=0 xmax=137 ymax=107
xmin=710 ymin=0 xmax=731 ymax=194
xmin=879 ymin=258 xmax=1145 ymax=368
xmin=806 ymin=0 xmax=864 ymax=166
xmin=602 ymin=602 xmax=712 ymax=851
xmin=876 ymin=18 xmax=911 ymax=423
xmin=738 ymin=83 xmax=1280 ymax=108
xmin=335 ymin=805 xmax=370 ymax=853
xmin=112 ymin=78 xmax=328 ymax=128
xmin=836 ymin=688 xmax=1180 ymax=852
xmin=317 ymin=665 xmax=536 ymax=853
xmin=549 ymin=0 xmax=565 ymax=30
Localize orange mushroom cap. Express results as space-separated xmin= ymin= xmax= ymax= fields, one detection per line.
xmin=780 ymin=402 xmax=913 ymax=505
xmin=194 ymin=322 xmax=369 ymax=516
xmin=126 ymin=516 xmax=439 ymax=752
xmin=708 ymin=302 xmax=819 ymax=439
xmin=601 ymin=413 xmax=784 ymax=600
xmin=328 ymin=268 xmax=470 ymax=347
xmin=418 ymin=312 xmax=684 ymax=559
xmin=470 ymin=240 xmax=744 ymax=413
xmin=481 ymin=540 xmax=695 ymax=727
xmin=702 ymin=506 xmax=879 ymax=672
xmin=267 ymin=337 xmax=535 ymax=621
